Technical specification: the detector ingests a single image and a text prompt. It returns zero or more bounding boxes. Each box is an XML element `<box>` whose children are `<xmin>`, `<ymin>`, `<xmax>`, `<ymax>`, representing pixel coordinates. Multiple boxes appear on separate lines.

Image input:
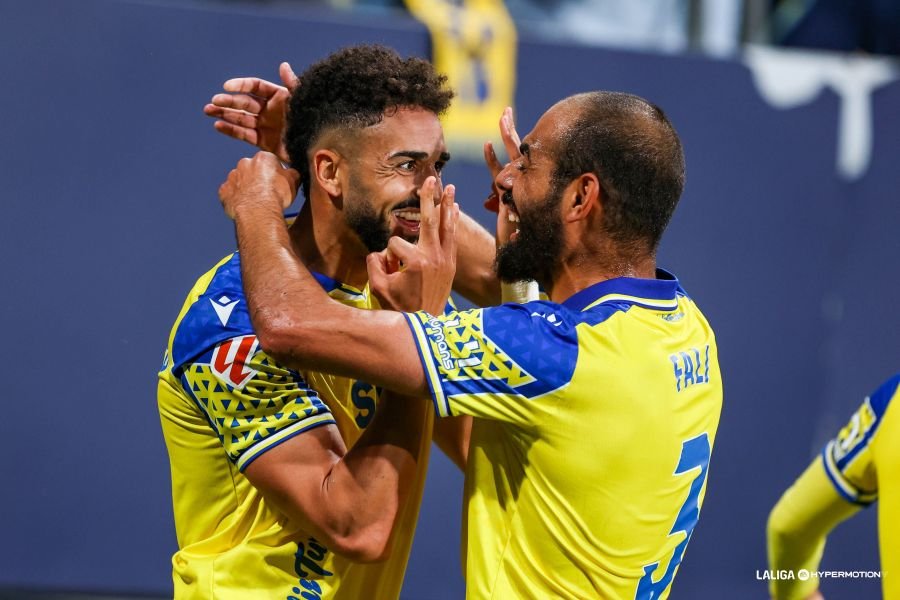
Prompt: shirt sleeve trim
<box><xmin>820</xmin><ymin>442</ymin><xmax>877</xmax><ymax>506</ymax></box>
<box><xmin>236</xmin><ymin>413</ymin><xmax>337</xmax><ymax>472</ymax></box>
<box><xmin>404</xmin><ymin>313</ymin><xmax>452</xmax><ymax>418</ymax></box>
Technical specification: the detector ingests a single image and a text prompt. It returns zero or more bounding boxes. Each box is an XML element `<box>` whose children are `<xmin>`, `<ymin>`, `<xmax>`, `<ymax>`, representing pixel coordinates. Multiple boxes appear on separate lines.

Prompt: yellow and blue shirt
<box><xmin>821</xmin><ymin>374</ymin><xmax>900</xmax><ymax>596</ymax></box>
<box><xmin>404</xmin><ymin>270</ymin><xmax>722</xmax><ymax>599</ymax></box>
<box><xmin>821</xmin><ymin>374</ymin><xmax>898</xmax><ymax>506</ymax></box>
<box><xmin>157</xmin><ymin>253</ymin><xmax>432</xmax><ymax>599</ymax></box>
<box><xmin>767</xmin><ymin>374</ymin><xmax>900</xmax><ymax>600</ymax></box>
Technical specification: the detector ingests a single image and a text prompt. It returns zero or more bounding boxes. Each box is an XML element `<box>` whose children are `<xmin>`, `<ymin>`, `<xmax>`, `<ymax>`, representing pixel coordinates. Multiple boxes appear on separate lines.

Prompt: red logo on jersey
<box><xmin>211</xmin><ymin>335</ymin><xmax>260</xmax><ymax>389</ymax></box>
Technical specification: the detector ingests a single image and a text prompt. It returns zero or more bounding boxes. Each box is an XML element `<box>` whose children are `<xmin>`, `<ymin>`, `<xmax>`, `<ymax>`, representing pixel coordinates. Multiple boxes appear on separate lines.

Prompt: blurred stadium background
<box><xmin>1</xmin><ymin>0</ymin><xmax>897</xmax><ymax>598</ymax></box>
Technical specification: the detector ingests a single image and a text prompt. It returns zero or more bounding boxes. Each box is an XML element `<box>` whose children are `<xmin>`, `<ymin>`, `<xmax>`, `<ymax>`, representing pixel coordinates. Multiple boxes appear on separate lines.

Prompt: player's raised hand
<box><xmin>368</xmin><ymin>177</ymin><xmax>459</xmax><ymax>315</ymax></box>
<box><xmin>203</xmin><ymin>62</ymin><xmax>298</xmax><ymax>163</ymax></box>
<box><xmin>483</xmin><ymin>106</ymin><xmax>521</xmax><ymax>246</ymax></box>
<box><xmin>219</xmin><ymin>151</ymin><xmax>300</xmax><ymax>220</ymax></box>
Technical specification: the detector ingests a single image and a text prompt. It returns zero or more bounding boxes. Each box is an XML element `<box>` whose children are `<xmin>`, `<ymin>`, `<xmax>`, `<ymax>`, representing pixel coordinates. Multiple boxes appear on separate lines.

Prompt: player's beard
<box><xmin>345</xmin><ymin>175</ymin><xmax>419</xmax><ymax>252</ymax></box>
<box><xmin>345</xmin><ymin>196</ymin><xmax>392</xmax><ymax>253</ymax></box>
<box><xmin>495</xmin><ymin>183</ymin><xmax>564</xmax><ymax>286</ymax></box>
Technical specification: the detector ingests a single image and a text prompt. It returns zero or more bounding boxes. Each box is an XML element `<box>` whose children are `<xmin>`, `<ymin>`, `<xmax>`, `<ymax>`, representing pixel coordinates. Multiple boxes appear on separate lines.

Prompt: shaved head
<box><xmin>551</xmin><ymin>92</ymin><xmax>685</xmax><ymax>253</ymax></box>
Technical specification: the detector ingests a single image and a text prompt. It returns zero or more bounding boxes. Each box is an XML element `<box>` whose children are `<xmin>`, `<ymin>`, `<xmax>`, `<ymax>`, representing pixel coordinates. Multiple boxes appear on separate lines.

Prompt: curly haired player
<box><xmin>159</xmin><ymin>45</ymin><xmax>494</xmax><ymax>599</ymax></box>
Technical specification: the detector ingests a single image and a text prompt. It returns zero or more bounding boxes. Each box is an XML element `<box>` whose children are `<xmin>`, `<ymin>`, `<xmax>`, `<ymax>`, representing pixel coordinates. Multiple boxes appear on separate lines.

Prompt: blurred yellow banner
<box><xmin>404</xmin><ymin>0</ymin><xmax>517</xmax><ymax>156</ymax></box>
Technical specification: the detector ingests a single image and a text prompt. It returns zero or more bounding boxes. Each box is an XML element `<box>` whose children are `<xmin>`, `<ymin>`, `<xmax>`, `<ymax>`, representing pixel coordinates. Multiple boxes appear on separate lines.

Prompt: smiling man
<box><xmin>158</xmin><ymin>45</ymin><xmax>490</xmax><ymax>599</ymax></box>
<box><xmin>220</xmin><ymin>91</ymin><xmax>724</xmax><ymax>598</ymax></box>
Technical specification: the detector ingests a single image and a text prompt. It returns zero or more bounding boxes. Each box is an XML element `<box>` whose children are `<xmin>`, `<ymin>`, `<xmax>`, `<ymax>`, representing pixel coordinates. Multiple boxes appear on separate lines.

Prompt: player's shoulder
<box><xmin>169</xmin><ymin>253</ymin><xmax>254</xmax><ymax>377</ymax></box>
<box><xmin>448</xmin><ymin>300</ymin><xmax>581</xmax><ymax>396</ymax></box>
<box><xmin>553</xmin><ymin>268</ymin><xmax>689</xmax><ymax>326</ymax></box>
<box><xmin>867</xmin><ymin>373</ymin><xmax>900</xmax><ymax>417</ymax></box>
<box><xmin>824</xmin><ymin>373</ymin><xmax>899</xmax><ymax>483</ymax></box>
<box><xmin>483</xmin><ymin>299</ymin><xmax>578</xmax><ymax>330</ymax></box>
<box><xmin>477</xmin><ymin>268</ymin><xmax>688</xmax><ymax>337</ymax></box>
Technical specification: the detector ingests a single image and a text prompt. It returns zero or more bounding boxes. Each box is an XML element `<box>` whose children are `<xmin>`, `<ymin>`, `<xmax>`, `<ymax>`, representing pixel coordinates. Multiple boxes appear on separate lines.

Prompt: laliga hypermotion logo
<box><xmin>211</xmin><ymin>335</ymin><xmax>260</xmax><ymax>389</ymax></box>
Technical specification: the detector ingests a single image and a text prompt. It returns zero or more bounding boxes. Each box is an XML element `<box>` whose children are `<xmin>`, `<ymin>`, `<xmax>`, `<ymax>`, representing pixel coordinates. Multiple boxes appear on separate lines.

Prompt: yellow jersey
<box><xmin>768</xmin><ymin>373</ymin><xmax>900</xmax><ymax>600</ymax></box>
<box><xmin>158</xmin><ymin>253</ymin><xmax>432</xmax><ymax>599</ymax></box>
<box><xmin>405</xmin><ymin>270</ymin><xmax>722</xmax><ymax>599</ymax></box>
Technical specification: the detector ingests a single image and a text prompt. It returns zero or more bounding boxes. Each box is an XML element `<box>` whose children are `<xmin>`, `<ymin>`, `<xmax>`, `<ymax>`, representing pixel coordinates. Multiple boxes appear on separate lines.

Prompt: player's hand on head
<box><xmin>219</xmin><ymin>151</ymin><xmax>300</xmax><ymax>220</ymax></box>
<box><xmin>483</xmin><ymin>107</ymin><xmax>521</xmax><ymax>246</ymax></box>
<box><xmin>203</xmin><ymin>62</ymin><xmax>298</xmax><ymax>164</ymax></box>
<box><xmin>368</xmin><ymin>177</ymin><xmax>459</xmax><ymax>315</ymax></box>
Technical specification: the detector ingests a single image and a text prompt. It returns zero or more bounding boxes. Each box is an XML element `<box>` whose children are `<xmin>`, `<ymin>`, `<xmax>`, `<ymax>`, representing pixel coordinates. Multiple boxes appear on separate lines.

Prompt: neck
<box><xmin>288</xmin><ymin>197</ymin><xmax>371</xmax><ymax>290</ymax></box>
<box><xmin>544</xmin><ymin>248</ymin><xmax>657</xmax><ymax>304</ymax></box>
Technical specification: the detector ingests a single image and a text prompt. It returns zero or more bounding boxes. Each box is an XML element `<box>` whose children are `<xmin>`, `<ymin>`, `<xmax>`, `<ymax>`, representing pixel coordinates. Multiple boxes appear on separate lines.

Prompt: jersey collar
<box><xmin>311</xmin><ymin>271</ymin><xmax>367</xmax><ymax>299</ymax></box>
<box><xmin>562</xmin><ymin>269</ymin><xmax>682</xmax><ymax>312</ymax></box>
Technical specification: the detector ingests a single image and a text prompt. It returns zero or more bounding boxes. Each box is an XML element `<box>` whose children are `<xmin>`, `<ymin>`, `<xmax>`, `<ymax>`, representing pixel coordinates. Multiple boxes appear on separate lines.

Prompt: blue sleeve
<box><xmin>404</xmin><ymin>301</ymin><xmax>579</xmax><ymax>421</ymax></box>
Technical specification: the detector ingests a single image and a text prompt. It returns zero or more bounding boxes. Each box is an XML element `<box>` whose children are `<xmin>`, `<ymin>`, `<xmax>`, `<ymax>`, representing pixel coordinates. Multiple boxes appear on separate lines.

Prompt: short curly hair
<box><xmin>285</xmin><ymin>45</ymin><xmax>454</xmax><ymax>200</ymax></box>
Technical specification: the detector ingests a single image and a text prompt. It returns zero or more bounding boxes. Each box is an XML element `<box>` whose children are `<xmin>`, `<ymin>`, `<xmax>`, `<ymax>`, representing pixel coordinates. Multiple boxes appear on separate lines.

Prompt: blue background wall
<box><xmin>1</xmin><ymin>1</ymin><xmax>897</xmax><ymax>597</ymax></box>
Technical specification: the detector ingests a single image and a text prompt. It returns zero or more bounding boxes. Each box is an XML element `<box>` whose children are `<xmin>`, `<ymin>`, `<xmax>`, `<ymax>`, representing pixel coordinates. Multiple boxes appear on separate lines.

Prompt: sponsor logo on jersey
<box><xmin>530</xmin><ymin>311</ymin><xmax>562</xmax><ymax>326</ymax></box>
<box><xmin>210</xmin><ymin>295</ymin><xmax>240</xmax><ymax>326</ymax></box>
<box><xmin>210</xmin><ymin>335</ymin><xmax>259</xmax><ymax>389</ymax></box>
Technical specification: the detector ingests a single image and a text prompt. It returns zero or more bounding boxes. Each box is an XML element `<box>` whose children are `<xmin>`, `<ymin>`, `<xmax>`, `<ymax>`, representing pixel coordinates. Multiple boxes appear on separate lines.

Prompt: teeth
<box><xmin>507</xmin><ymin>213</ymin><xmax>520</xmax><ymax>223</ymax></box>
<box><xmin>395</xmin><ymin>211</ymin><xmax>421</xmax><ymax>222</ymax></box>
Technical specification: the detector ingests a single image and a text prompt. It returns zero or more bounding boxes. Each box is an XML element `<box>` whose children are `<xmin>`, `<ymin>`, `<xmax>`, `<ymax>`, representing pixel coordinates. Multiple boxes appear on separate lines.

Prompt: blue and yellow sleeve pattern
<box><xmin>821</xmin><ymin>374</ymin><xmax>899</xmax><ymax>505</ymax></box>
<box><xmin>180</xmin><ymin>339</ymin><xmax>334</xmax><ymax>471</ymax></box>
<box><xmin>168</xmin><ymin>254</ymin><xmax>335</xmax><ymax>470</ymax></box>
<box><xmin>403</xmin><ymin>302</ymin><xmax>578</xmax><ymax>420</ymax></box>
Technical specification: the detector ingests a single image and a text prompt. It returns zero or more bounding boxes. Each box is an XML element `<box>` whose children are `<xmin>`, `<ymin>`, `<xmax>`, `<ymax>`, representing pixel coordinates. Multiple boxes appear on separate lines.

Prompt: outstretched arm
<box><xmin>767</xmin><ymin>457</ymin><xmax>861</xmax><ymax>600</ymax></box>
<box><xmin>219</xmin><ymin>152</ymin><xmax>457</xmax><ymax>397</ymax></box>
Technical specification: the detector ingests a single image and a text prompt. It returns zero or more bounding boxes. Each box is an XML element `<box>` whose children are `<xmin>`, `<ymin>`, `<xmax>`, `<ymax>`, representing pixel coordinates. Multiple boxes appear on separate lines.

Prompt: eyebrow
<box><xmin>388</xmin><ymin>151</ymin><xmax>429</xmax><ymax>161</ymax></box>
<box><xmin>387</xmin><ymin>150</ymin><xmax>452</xmax><ymax>162</ymax></box>
<box><xmin>519</xmin><ymin>142</ymin><xmax>531</xmax><ymax>160</ymax></box>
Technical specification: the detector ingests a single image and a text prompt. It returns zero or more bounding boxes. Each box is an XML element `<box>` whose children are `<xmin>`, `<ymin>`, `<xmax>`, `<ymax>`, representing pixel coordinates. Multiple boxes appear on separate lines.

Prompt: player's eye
<box><xmin>398</xmin><ymin>160</ymin><xmax>416</xmax><ymax>171</ymax></box>
<box><xmin>435</xmin><ymin>161</ymin><xmax>446</xmax><ymax>173</ymax></box>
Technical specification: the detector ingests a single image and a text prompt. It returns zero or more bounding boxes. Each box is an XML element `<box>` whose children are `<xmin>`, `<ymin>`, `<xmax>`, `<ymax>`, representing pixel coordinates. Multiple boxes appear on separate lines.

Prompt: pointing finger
<box><xmin>418</xmin><ymin>176</ymin><xmax>439</xmax><ymax>246</ymax></box>
<box><xmin>500</xmin><ymin>107</ymin><xmax>522</xmax><ymax>161</ymax></box>
<box><xmin>439</xmin><ymin>185</ymin><xmax>458</xmax><ymax>254</ymax></box>
<box><xmin>483</xmin><ymin>141</ymin><xmax>504</xmax><ymax>178</ymax></box>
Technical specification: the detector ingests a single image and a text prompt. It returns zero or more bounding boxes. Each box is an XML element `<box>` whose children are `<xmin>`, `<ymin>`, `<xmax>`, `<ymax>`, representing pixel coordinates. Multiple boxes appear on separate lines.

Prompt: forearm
<box><xmin>767</xmin><ymin>458</ymin><xmax>860</xmax><ymax>599</ymax></box>
<box><xmin>452</xmin><ymin>211</ymin><xmax>500</xmax><ymax>306</ymax></box>
<box><xmin>320</xmin><ymin>392</ymin><xmax>430</xmax><ymax>561</ymax></box>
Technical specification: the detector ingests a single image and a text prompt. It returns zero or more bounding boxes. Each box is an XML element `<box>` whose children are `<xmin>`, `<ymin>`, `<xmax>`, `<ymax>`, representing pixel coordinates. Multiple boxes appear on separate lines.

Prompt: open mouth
<box><xmin>392</xmin><ymin>209</ymin><xmax>421</xmax><ymax>233</ymax></box>
<box><xmin>504</xmin><ymin>194</ymin><xmax>521</xmax><ymax>241</ymax></box>
<box><xmin>508</xmin><ymin>210</ymin><xmax>521</xmax><ymax>241</ymax></box>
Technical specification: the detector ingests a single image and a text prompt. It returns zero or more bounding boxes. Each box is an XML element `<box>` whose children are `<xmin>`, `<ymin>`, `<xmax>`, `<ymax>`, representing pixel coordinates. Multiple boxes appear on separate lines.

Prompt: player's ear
<box><xmin>312</xmin><ymin>149</ymin><xmax>343</xmax><ymax>201</ymax></box>
<box><xmin>563</xmin><ymin>173</ymin><xmax>601</xmax><ymax>223</ymax></box>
